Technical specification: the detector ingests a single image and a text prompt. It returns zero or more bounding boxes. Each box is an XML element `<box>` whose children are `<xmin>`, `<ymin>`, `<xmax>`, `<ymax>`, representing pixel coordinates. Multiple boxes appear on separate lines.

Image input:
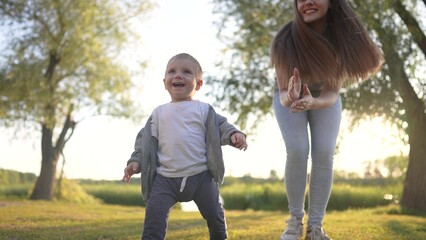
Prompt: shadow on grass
<box><xmin>0</xmin><ymin>218</ymin><xmax>142</xmax><ymax>240</ymax></box>
<box><xmin>386</xmin><ymin>220</ymin><xmax>426</xmax><ymax>240</ymax></box>
<box><xmin>377</xmin><ymin>204</ymin><xmax>426</xmax><ymax>217</ymax></box>
<box><xmin>168</xmin><ymin>210</ymin><xmax>285</xmax><ymax>239</ymax></box>
<box><xmin>399</xmin><ymin>208</ymin><xmax>426</xmax><ymax>217</ymax></box>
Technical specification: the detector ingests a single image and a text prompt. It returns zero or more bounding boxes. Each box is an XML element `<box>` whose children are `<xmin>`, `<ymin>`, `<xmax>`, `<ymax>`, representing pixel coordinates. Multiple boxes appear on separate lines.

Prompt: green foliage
<box><xmin>0</xmin><ymin>168</ymin><xmax>405</xmax><ymax>210</ymax></box>
<box><xmin>0</xmin><ymin>183</ymin><xmax>33</xmax><ymax>199</ymax></box>
<box><xmin>383</xmin><ymin>155</ymin><xmax>408</xmax><ymax>178</ymax></box>
<box><xmin>208</xmin><ymin>0</ymin><xmax>293</xmax><ymax>130</ymax></box>
<box><xmin>329</xmin><ymin>184</ymin><xmax>401</xmax><ymax>210</ymax></box>
<box><xmin>210</xmin><ymin>0</ymin><xmax>426</xmax><ymax>133</ymax></box>
<box><xmin>220</xmin><ymin>181</ymin><xmax>401</xmax><ymax>211</ymax></box>
<box><xmin>0</xmin><ymin>169</ymin><xmax>99</xmax><ymax>203</ymax></box>
<box><xmin>70</xmin><ymin>176</ymin><xmax>406</xmax><ymax>211</ymax></box>
<box><xmin>82</xmin><ymin>182</ymin><xmax>145</xmax><ymax>207</ymax></box>
<box><xmin>341</xmin><ymin>0</ymin><xmax>426</xmax><ymax>133</ymax></box>
<box><xmin>0</xmin><ymin>0</ymin><xmax>153</xmax><ymax>200</ymax></box>
<box><xmin>0</xmin><ymin>168</ymin><xmax>37</xmax><ymax>185</ymax></box>
<box><xmin>0</xmin><ymin>0</ymin><xmax>153</xmax><ymax>127</ymax></box>
<box><xmin>54</xmin><ymin>178</ymin><xmax>100</xmax><ymax>204</ymax></box>
<box><xmin>222</xmin><ymin>175</ymin><xmax>282</xmax><ymax>186</ymax></box>
<box><xmin>211</xmin><ymin>0</ymin><xmax>426</xmax><ymax>211</ymax></box>
<box><xmin>0</xmin><ymin>178</ymin><xmax>104</xmax><ymax>204</ymax></box>
<box><xmin>221</xmin><ymin>182</ymin><xmax>286</xmax><ymax>211</ymax></box>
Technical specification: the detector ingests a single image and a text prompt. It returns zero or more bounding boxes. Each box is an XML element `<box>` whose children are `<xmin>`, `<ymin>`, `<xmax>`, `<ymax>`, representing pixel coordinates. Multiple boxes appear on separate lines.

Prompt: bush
<box><xmin>0</xmin><ymin>183</ymin><xmax>33</xmax><ymax>199</ymax></box>
<box><xmin>0</xmin><ymin>169</ymin><xmax>403</xmax><ymax>211</ymax></box>
<box><xmin>221</xmin><ymin>182</ymin><xmax>287</xmax><ymax>211</ymax></box>
<box><xmin>0</xmin><ymin>168</ymin><xmax>37</xmax><ymax>185</ymax></box>
<box><xmin>220</xmin><ymin>182</ymin><xmax>401</xmax><ymax>211</ymax></box>
<box><xmin>54</xmin><ymin>178</ymin><xmax>100</xmax><ymax>204</ymax></box>
<box><xmin>81</xmin><ymin>183</ymin><xmax>145</xmax><ymax>207</ymax></box>
<box><xmin>328</xmin><ymin>184</ymin><xmax>401</xmax><ymax>210</ymax></box>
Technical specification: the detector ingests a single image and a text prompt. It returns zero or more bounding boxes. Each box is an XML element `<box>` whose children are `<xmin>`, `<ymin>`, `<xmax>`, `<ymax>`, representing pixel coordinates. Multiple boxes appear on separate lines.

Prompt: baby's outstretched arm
<box><xmin>122</xmin><ymin>162</ymin><xmax>141</xmax><ymax>183</ymax></box>
<box><xmin>231</xmin><ymin>132</ymin><xmax>248</xmax><ymax>151</ymax></box>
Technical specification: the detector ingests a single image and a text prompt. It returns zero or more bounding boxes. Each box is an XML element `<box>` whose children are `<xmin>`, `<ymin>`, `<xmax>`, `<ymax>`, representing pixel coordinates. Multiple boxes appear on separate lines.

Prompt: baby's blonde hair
<box><xmin>167</xmin><ymin>53</ymin><xmax>203</xmax><ymax>79</ymax></box>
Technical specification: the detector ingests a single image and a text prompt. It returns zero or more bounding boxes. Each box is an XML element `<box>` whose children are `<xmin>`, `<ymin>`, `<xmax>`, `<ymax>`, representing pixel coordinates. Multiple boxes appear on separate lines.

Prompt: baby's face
<box><xmin>164</xmin><ymin>58</ymin><xmax>202</xmax><ymax>102</ymax></box>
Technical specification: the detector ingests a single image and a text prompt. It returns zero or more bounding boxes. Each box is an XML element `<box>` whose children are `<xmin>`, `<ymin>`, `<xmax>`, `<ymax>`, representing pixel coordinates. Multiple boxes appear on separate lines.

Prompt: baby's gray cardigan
<box><xmin>127</xmin><ymin>104</ymin><xmax>243</xmax><ymax>201</ymax></box>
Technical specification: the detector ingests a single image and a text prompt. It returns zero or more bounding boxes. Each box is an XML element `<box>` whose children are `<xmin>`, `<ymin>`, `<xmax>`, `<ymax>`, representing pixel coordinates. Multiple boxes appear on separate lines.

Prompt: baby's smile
<box><xmin>172</xmin><ymin>82</ymin><xmax>185</xmax><ymax>87</ymax></box>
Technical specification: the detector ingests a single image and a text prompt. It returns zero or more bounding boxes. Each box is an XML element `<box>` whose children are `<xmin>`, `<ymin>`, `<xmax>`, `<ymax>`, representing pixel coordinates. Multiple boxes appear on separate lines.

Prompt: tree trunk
<box><xmin>400</xmin><ymin>78</ymin><xmax>426</xmax><ymax>210</ymax></box>
<box><xmin>401</xmin><ymin>119</ymin><xmax>426</xmax><ymax>210</ymax></box>
<box><xmin>30</xmin><ymin>110</ymin><xmax>75</xmax><ymax>200</ymax></box>
<box><xmin>29</xmin><ymin>47</ymin><xmax>62</xmax><ymax>200</ymax></box>
<box><xmin>378</xmin><ymin>21</ymin><xmax>426</xmax><ymax>210</ymax></box>
<box><xmin>30</xmin><ymin>125</ymin><xmax>60</xmax><ymax>200</ymax></box>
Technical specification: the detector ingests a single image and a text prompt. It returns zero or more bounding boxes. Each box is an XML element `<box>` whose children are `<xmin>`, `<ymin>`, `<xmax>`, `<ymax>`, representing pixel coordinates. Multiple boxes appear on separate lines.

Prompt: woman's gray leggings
<box><xmin>273</xmin><ymin>90</ymin><xmax>341</xmax><ymax>227</ymax></box>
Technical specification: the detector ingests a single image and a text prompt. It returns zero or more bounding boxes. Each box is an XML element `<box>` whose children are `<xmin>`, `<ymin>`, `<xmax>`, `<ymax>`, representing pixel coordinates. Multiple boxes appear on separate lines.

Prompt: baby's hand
<box><xmin>122</xmin><ymin>162</ymin><xmax>141</xmax><ymax>183</ymax></box>
<box><xmin>231</xmin><ymin>132</ymin><xmax>248</xmax><ymax>151</ymax></box>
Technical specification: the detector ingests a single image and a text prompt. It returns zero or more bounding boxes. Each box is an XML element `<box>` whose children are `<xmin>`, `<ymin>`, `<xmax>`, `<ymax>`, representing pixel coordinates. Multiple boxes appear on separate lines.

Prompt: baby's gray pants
<box><xmin>142</xmin><ymin>171</ymin><xmax>227</xmax><ymax>240</ymax></box>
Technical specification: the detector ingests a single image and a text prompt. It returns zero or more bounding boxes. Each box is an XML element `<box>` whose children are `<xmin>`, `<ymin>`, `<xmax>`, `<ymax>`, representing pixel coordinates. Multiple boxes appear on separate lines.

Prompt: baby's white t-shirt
<box><xmin>151</xmin><ymin>100</ymin><xmax>209</xmax><ymax>178</ymax></box>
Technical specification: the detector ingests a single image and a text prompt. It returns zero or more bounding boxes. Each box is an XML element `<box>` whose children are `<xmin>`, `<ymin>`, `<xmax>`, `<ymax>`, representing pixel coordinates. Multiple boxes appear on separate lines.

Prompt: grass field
<box><xmin>1</xmin><ymin>200</ymin><xmax>425</xmax><ymax>240</ymax></box>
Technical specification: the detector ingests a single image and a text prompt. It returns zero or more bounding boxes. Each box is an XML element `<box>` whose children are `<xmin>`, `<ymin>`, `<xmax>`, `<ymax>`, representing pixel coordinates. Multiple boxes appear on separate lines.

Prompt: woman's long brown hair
<box><xmin>270</xmin><ymin>0</ymin><xmax>383</xmax><ymax>90</ymax></box>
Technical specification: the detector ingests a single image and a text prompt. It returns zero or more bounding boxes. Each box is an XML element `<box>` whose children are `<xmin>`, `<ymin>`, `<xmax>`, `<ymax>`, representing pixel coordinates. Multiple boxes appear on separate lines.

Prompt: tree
<box><xmin>346</xmin><ymin>0</ymin><xmax>426</xmax><ymax>211</ymax></box>
<box><xmin>383</xmin><ymin>155</ymin><xmax>408</xmax><ymax>178</ymax></box>
<box><xmin>0</xmin><ymin>0</ymin><xmax>152</xmax><ymax>200</ymax></box>
<box><xmin>210</xmin><ymin>0</ymin><xmax>426</xmax><ymax>210</ymax></box>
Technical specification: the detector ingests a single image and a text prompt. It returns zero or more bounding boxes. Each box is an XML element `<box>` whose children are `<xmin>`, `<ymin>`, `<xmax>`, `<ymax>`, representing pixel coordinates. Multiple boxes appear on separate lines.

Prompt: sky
<box><xmin>0</xmin><ymin>0</ymin><xmax>408</xmax><ymax>181</ymax></box>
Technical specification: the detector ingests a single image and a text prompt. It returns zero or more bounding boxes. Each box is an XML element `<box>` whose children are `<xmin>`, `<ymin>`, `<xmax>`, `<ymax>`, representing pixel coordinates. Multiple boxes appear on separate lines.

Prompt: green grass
<box><xmin>1</xmin><ymin>200</ymin><xmax>425</xmax><ymax>239</ymax></box>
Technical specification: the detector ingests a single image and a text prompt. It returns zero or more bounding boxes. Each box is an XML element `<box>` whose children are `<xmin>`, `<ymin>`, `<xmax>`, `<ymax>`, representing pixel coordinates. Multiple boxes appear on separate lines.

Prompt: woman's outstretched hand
<box><xmin>290</xmin><ymin>84</ymin><xmax>314</xmax><ymax>113</ymax></box>
<box><xmin>287</xmin><ymin>68</ymin><xmax>301</xmax><ymax>102</ymax></box>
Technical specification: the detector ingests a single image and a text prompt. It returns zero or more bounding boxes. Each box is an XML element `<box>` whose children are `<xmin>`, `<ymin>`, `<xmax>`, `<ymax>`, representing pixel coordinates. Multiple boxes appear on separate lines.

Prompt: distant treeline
<box><xmin>0</xmin><ymin>168</ymin><xmax>402</xmax><ymax>211</ymax></box>
<box><xmin>0</xmin><ymin>168</ymin><xmax>37</xmax><ymax>185</ymax></box>
<box><xmin>0</xmin><ymin>167</ymin><xmax>404</xmax><ymax>186</ymax></box>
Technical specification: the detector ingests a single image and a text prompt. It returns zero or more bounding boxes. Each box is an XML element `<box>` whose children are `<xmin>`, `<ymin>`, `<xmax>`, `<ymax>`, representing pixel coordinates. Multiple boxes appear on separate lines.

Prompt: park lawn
<box><xmin>0</xmin><ymin>200</ymin><xmax>425</xmax><ymax>240</ymax></box>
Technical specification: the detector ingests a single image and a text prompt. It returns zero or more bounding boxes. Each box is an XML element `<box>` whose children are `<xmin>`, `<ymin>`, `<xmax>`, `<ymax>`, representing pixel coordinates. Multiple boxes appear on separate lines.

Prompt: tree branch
<box><xmin>394</xmin><ymin>0</ymin><xmax>426</xmax><ymax>55</ymax></box>
<box><xmin>54</xmin><ymin>104</ymin><xmax>75</xmax><ymax>153</ymax></box>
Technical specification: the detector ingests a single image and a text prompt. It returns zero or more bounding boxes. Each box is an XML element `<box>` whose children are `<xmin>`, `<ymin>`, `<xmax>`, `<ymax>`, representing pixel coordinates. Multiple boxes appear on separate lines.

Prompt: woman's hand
<box><xmin>288</xmin><ymin>68</ymin><xmax>301</xmax><ymax>102</ymax></box>
<box><xmin>290</xmin><ymin>84</ymin><xmax>314</xmax><ymax>112</ymax></box>
<box><xmin>279</xmin><ymin>67</ymin><xmax>301</xmax><ymax>107</ymax></box>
